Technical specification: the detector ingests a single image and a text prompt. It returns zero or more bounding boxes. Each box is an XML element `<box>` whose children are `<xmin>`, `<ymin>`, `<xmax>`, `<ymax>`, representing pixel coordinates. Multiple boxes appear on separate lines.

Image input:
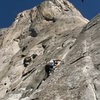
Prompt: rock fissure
<box><xmin>22</xmin><ymin>68</ymin><xmax>36</xmax><ymax>78</ymax></box>
<box><xmin>70</xmin><ymin>55</ymin><xmax>85</xmax><ymax>65</ymax></box>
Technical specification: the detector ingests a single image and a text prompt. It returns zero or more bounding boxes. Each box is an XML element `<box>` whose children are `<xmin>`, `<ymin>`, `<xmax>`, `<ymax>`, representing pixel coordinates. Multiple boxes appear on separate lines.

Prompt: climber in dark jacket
<box><xmin>43</xmin><ymin>59</ymin><xmax>61</xmax><ymax>80</ymax></box>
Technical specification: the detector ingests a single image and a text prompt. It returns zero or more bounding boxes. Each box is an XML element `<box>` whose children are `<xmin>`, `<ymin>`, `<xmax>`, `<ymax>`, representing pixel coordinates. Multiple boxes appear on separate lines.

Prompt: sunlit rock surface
<box><xmin>1</xmin><ymin>0</ymin><xmax>100</xmax><ymax>100</ymax></box>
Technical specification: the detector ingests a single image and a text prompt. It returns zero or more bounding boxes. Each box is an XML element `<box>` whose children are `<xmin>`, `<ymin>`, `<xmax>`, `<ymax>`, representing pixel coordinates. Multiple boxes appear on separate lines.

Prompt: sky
<box><xmin>0</xmin><ymin>0</ymin><xmax>100</xmax><ymax>28</ymax></box>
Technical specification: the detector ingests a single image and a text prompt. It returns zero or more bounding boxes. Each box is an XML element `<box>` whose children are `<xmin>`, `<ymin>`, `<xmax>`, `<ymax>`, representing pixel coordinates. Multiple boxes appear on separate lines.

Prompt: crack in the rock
<box><xmin>89</xmin><ymin>83</ymin><xmax>98</xmax><ymax>100</ymax></box>
<box><xmin>70</xmin><ymin>55</ymin><xmax>85</xmax><ymax>64</ymax></box>
<box><xmin>70</xmin><ymin>51</ymin><xmax>87</xmax><ymax>65</ymax></box>
<box><xmin>36</xmin><ymin>80</ymin><xmax>42</xmax><ymax>89</ymax></box>
<box><xmin>31</xmin><ymin>98</ymin><xmax>39</xmax><ymax>100</ymax></box>
<box><xmin>86</xmin><ymin>22</ymin><xmax>97</xmax><ymax>30</ymax></box>
<box><xmin>22</xmin><ymin>68</ymin><xmax>36</xmax><ymax>80</ymax></box>
<box><xmin>43</xmin><ymin>16</ymin><xmax>56</xmax><ymax>23</ymax></box>
<box><xmin>93</xmin><ymin>83</ymin><xmax>99</xmax><ymax>100</ymax></box>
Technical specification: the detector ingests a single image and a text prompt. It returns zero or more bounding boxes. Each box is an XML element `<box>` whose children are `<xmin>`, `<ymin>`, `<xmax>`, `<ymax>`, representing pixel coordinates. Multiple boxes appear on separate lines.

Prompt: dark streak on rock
<box><xmin>44</xmin><ymin>17</ymin><xmax>56</xmax><ymax>23</ymax></box>
<box><xmin>70</xmin><ymin>55</ymin><xmax>85</xmax><ymax>64</ymax></box>
<box><xmin>22</xmin><ymin>68</ymin><xmax>36</xmax><ymax>78</ymax></box>
<box><xmin>31</xmin><ymin>98</ymin><xmax>39</xmax><ymax>100</ymax></box>
<box><xmin>93</xmin><ymin>84</ymin><xmax>97</xmax><ymax>91</ymax></box>
<box><xmin>86</xmin><ymin>22</ymin><xmax>97</xmax><ymax>30</ymax></box>
<box><xmin>22</xmin><ymin>46</ymin><xmax>27</xmax><ymax>52</ymax></box>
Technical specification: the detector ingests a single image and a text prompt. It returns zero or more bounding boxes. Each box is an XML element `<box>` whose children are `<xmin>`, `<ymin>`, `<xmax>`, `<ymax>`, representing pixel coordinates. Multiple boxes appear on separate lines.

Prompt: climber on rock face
<box><xmin>43</xmin><ymin>59</ymin><xmax>62</xmax><ymax>80</ymax></box>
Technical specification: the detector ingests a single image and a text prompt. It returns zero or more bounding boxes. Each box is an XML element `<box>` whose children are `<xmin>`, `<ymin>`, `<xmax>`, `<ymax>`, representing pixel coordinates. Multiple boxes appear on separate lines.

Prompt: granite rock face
<box><xmin>1</xmin><ymin>0</ymin><xmax>100</xmax><ymax>100</ymax></box>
